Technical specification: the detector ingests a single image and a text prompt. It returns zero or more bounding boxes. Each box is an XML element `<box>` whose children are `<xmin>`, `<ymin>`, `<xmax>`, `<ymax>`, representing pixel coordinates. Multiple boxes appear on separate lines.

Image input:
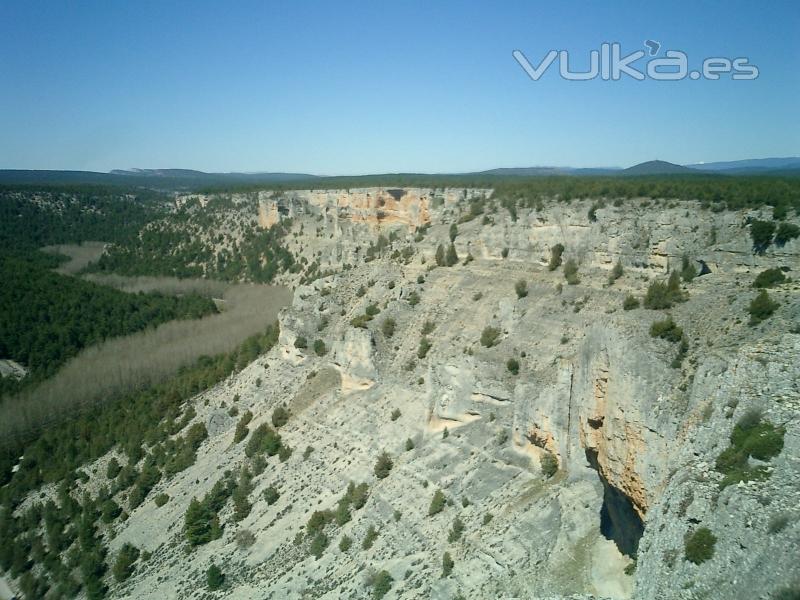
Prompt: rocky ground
<box><xmin>8</xmin><ymin>189</ymin><xmax>800</xmax><ymax>599</ymax></box>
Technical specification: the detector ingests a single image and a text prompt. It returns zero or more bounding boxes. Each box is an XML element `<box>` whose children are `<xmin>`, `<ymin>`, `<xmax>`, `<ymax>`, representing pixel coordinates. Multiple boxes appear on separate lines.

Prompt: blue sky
<box><xmin>1</xmin><ymin>0</ymin><xmax>798</xmax><ymax>173</ymax></box>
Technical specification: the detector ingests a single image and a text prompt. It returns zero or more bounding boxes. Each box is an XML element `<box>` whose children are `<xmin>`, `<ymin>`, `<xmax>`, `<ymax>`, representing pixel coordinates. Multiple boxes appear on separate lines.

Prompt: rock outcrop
<box><xmin>9</xmin><ymin>191</ymin><xmax>798</xmax><ymax>600</ymax></box>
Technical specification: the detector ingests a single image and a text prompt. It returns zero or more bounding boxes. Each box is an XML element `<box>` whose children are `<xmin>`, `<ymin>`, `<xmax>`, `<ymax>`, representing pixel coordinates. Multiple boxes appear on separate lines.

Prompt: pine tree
<box><xmin>435</xmin><ymin>244</ymin><xmax>446</xmax><ymax>267</ymax></box>
<box><xmin>445</xmin><ymin>243</ymin><xmax>458</xmax><ymax>266</ymax></box>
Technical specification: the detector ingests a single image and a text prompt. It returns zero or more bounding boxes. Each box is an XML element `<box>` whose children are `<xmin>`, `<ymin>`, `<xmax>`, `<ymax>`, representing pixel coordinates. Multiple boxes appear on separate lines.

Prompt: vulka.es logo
<box><xmin>513</xmin><ymin>42</ymin><xmax>759</xmax><ymax>81</ymax></box>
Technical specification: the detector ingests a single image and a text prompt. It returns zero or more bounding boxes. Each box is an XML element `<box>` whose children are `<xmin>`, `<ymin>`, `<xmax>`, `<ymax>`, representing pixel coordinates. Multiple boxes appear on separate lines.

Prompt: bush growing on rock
<box><xmin>128</xmin><ymin>460</ymin><xmax>162</xmax><ymax>509</ymax></box>
<box><xmin>750</xmin><ymin>220</ymin><xmax>776</xmax><ymax>253</ymax></box>
<box><xmin>774</xmin><ymin>222</ymin><xmax>800</xmax><ymax>246</ymax></box>
<box><xmin>391</xmin><ymin>409</ymin><xmax>401</xmax><ymax>421</ymax></box>
<box><xmin>185</xmin><ymin>498</ymin><xmax>221</xmax><ymax>547</ymax></box>
<box><xmin>245</xmin><ymin>423</ymin><xmax>282</xmax><ymax>457</ymax></box>
<box><xmin>515</xmin><ymin>279</ymin><xmax>528</xmax><ymax>298</ymax></box>
<box><xmin>339</xmin><ymin>535</ymin><xmax>353</xmax><ymax>552</ymax></box>
<box><xmin>232</xmin><ymin>469</ymin><xmax>253</xmax><ymax>522</ymax></box>
<box><xmin>236</xmin><ymin>528</ymin><xmax>256</xmax><ymax>549</ymax></box>
<box><xmin>684</xmin><ymin>527</ymin><xmax>716</xmax><ymax>564</ymax></box>
<box><xmin>263</xmin><ymin>486</ymin><xmax>280</xmax><ymax>505</ymax></box>
<box><xmin>362</xmin><ymin>524</ymin><xmax>379</xmax><ymax>549</ymax></box>
<box><xmin>540</xmin><ymin>452</ymin><xmax>558</xmax><ymax>478</ymax></box>
<box><xmin>345</xmin><ymin>481</ymin><xmax>370</xmax><ymax>509</ymax></box>
<box><xmin>100</xmin><ymin>497</ymin><xmax>122</xmax><ymax>523</ymax></box>
<box><xmin>731</xmin><ymin>412</ymin><xmax>785</xmax><ymax>460</ymax></box>
<box><xmin>163</xmin><ymin>422</ymin><xmax>208</xmax><ymax>477</ymax></box>
<box><xmin>310</xmin><ymin>532</ymin><xmax>329</xmax><ymax>559</ymax></box>
<box><xmin>278</xmin><ymin>444</ymin><xmax>293</xmax><ymax>462</ymax></box>
<box><xmin>650</xmin><ymin>317</ymin><xmax>684</xmax><ymax>342</ymax></box>
<box><xmin>405</xmin><ymin>438</ymin><xmax>415</xmax><ymax>451</ymax></box>
<box><xmin>435</xmin><ymin>244</ymin><xmax>446</xmax><ymax>267</ymax></box>
<box><xmin>748</xmin><ymin>290</ymin><xmax>779</xmax><ymax>325</ymax></box>
<box><xmin>507</xmin><ymin>358</ymin><xmax>520</xmax><ymax>375</ymax></box>
<box><xmin>563</xmin><ymin>259</ymin><xmax>580</xmax><ymax>285</ymax></box>
<box><xmin>154</xmin><ymin>493</ymin><xmax>169</xmax><ymax>508</ymax></box>
<box><xmin>753</xmin><ymin>268</ymin><xmax>786</xmax><ymax>288</ymax></box>
<box><xmin>233</xmin><ymin>410</ymin><xmax>253</xmax><ymax>443</ymax></box>
<box><xmin>442</xmin><ymin>551</ymin><xmax>454</xmax><ymax>577</ymax></box>
<box><xmin>351</xmin><ymin>314</ymin><xmax>371</xmax><ymax>329</ymax></box>
<box><xmin>417</xmin><ymin>337</ymin><xmax>432</xmax><ymax>359</ymax></box>
<box><xmin>446</xmin><ymin>243</ymin><xmax>459</xmax><ymax>266</ymax></box>
<box><xmin>306</xmin><ymin>510</ymin><xmax>334</xmax><ymax>537</ymax></box>
<box><xmin>715</xmin><ymin>410</ymin><xmax>785</xmax><ymax>488</ymax></box>
<box><xmin>106</xmin><ymin>458</ymin><xmax>121</xmax><ymax>480</ymax></box>
<box><xmin>680</xmin><ymin>255</ymin><xmax>698</xmax><ymax>283</ymax></box>
<box><xmin>448</xmin><ymin>516</ymin><xmax>465</xmax><ymax>542</ymax></box>
<box><xmin>313</xmin><ymin>339</ymin><xmax>327</xmax><ymax>356</ymax></box>
<box><xmin>480</xmin><ymin>326</ymin><xmax>501</xmax><ymax>347</ymax></box>
<box><xmin>112</xmin><ymin>543</ymin><xmax>139</xmax><ymax>582</ymax></box>
<box><xmin>644</xmin><ymin>272</ymin><xmax>685</xmax><ymax>309</ymax></box>
<box><xmin>449</xmin><ymin>223</ymin><xmax>458</xmax><ymax>242</ymax></box>
<box><xmin>374</xmin><ymin>451</ymin><xmax>393</xmax><ymax>479</ymax></box>
<box><xmin>548</xmin><ymin>244</ymin><xmax>565</xmax><ymax>271</ymax></box>
<box><xmin>382</xmin><ymin>318</ymin><xmax>396</xmax><ymax>338</ymax></box>
<box><xmin>428</xmin><ymin>490</ymin><xmax>446</xmax><ymax>516</ymax></box>
<box><xmin>335</xmin><ymin>497</ymin><xmax>352</xmax><ymax>526</ymax></box>
<box><xmin>294</xmin><ymin>336</ymin><xmax>308</xmax><ymax>350</ymax></box>
<box><xmin>272</xmin><ymin>405</ymin><xmax>289</xmax><ymax>428</ymax></box>
<box><xmin>368</xmin><ymin>569</ymin><xmax>393</xmax><ymax>599</ymax></box>
<box><xmin>623</xmin><ymin>295</ymin><xmax>640</xmax><ymax>310</ymax></box>
<box><xmin>609</xmin><ymin>260</ymin><xmax>624</xmax><ymax>284</ymax></box>
<box><xmin>206</xmin><ymin>563</ymin><xmax>225</xmax><ymax>590</ymax></box>
<box><xmin>588</xmin><ymin>201</ymin><xmax>604</xmax><ymax>222</ymax></box>
<box><xmin>407</xmin><ymin>291</ymin><xmax>420</xmax><ymax>306</ymax></box>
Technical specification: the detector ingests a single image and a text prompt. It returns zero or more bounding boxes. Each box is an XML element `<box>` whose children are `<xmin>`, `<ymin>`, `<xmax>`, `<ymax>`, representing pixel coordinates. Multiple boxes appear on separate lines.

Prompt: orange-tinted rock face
<box><xmin>526</xmin><ymin>424</ymin><xmax>557</xmax><ymax>454</ymax></box>
<box><xmin>303</xmin><ymin>188</ymin><xmax>431</xmax><ymax>229</ymax></box>
<box><xmin>578</xmin><ymin>359</ymin><xmax>649</xmax><ymax>519</ymax></box>
<box><xmin>258</xmin><ymin>200</ymin><xmax>280</xmax><ymax>229</ymax></box>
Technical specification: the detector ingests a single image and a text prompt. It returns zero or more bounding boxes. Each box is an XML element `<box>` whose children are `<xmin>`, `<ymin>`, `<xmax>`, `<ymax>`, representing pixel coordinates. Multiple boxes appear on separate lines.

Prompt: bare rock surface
<box><xmin>12</xmin><ymin>191</ymin><xmax>799</xmax><ymax>600</ymax></box>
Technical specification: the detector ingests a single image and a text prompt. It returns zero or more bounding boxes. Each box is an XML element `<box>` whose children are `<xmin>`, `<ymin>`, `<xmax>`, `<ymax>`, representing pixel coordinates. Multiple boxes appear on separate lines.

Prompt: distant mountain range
<box><xmin>0</xmin><ymin>157</ymin><xmax>798</xmax><ymax>189</ymax></box>
<box><xmin>109</xmin><ymin>168</ymin><xmax>318</xmax><ymax>182</ymax></box>
<box><xmin>685</xmin><ymin>157</ymin><xmax>800</xmax><ymax>173</ymax></box>
<box><xmin>472</xmin><ymin>157</ymin><xmax>800</xmax><ymax>177</ymax></box>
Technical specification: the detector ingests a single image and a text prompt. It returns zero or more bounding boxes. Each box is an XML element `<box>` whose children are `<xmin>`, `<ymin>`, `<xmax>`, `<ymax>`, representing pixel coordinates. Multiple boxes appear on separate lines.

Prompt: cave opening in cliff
<box><xmin>585</xmin><ymin>449</ymin><xmax>644</xmax><ymax>557</ymax></box>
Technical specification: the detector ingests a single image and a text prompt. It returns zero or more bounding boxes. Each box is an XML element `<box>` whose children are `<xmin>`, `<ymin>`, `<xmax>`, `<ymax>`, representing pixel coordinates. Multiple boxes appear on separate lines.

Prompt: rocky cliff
<box><xmin>8</xmin><ymin>190</ymin><xmax>799</xmax><ymax>600</ymax></box>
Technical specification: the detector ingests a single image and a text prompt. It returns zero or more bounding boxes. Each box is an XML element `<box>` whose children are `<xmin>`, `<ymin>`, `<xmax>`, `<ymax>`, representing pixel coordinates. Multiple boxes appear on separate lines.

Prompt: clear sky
<box><xmin>1</xmin><ymin>0</ymin><xmax>798</xmax><ymax>173</ymax></box>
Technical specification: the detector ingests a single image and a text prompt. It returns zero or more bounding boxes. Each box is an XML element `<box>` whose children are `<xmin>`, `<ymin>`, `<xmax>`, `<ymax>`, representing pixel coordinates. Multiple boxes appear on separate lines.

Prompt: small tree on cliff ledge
<box><xmin>374</xmin><ymin>451</ymin><xmax>393</xmax><ymax>479</ymax></box>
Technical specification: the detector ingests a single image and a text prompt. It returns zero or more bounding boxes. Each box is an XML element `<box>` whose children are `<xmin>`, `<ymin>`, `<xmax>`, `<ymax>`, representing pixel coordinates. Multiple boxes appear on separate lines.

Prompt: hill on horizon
<box><xmin>622</xmin><ymin>160</ymin><xmax>700</xmax><ymax>176</ymax></box>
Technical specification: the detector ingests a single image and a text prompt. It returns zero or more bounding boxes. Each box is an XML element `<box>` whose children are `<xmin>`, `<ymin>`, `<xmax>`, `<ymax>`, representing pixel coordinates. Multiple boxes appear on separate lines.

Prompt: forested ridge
<box><xmin>89</xmin><ymin>195</ymin><xmax>296</xmax><ymax>282</ymax></box>
<box><xmin>200</xmin><ymin>175</ymin><xmax>800</xmax><ymax>213</ymax></box>
<box><xmin>0</xmin><ymin>254</ymin><xmax>218</xmax><ymax>395</ymax></box>
<box><xmin>490</xmin><ymin>175</ymin><xmax>800</xmax><ymax>213</ymax></box>
<box><xmin>0</xmin><ymin>185</ymin><xmax>166</xmax><ymax>251</ymax></box>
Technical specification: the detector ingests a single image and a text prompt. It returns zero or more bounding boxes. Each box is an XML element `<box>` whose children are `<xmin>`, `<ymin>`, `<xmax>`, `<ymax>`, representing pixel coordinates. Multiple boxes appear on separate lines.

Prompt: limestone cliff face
<box><xmin>263</xmin><ymin>187</ymin><xmax>488</xmax><ymax>231</ymax></box>
<box><xmin>257</xmin><ymin>199</ymin><xmax>280</xmax><ymax>229</ymax></box>
<box><xmin>568</xmin><ymin>326</ymin><xmax>676</xmax><ymax>518</ymax></box>
<box><xmin>40</xmin><ymin>191</ymin><xmax>797</xmax><ymax>600</ymax></box>
<box><xmin>468</xmin><ymin>201</ymin><xmax>798</xmax><ymax>275</ymax></box>
<box><xmin>635</xmin><ymin>336</ymin><xmax>800</xmax><ymax>600</ymax></box>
